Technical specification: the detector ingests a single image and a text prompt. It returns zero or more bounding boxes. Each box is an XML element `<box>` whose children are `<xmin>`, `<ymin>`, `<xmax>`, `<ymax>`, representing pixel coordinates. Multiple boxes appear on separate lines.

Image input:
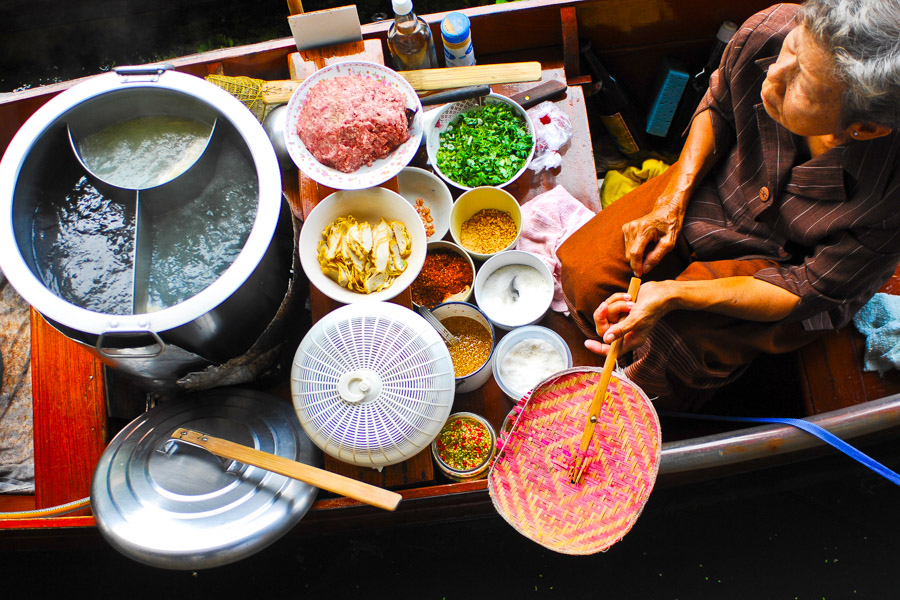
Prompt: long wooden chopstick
<box><xmin>569</xmin><ymin>277</ymin><xmax>641</xmax><ymax>483</ymax></box>
<box><xmin>171</xmin><ymin>428</ymin><xmax>402</xmax><ymax>511</ymax></box>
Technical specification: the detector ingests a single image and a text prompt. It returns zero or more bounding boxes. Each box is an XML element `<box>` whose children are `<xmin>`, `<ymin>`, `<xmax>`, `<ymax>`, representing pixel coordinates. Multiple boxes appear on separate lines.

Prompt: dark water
<box><xmin>2</xmin><ymin>438</ymin><xmax>899</xmax><ymax>598</ymax></box>
<box><xmin>0</xmin><ymin>0</ymin><xmax>490</xmax><ymax>93</ymax></box>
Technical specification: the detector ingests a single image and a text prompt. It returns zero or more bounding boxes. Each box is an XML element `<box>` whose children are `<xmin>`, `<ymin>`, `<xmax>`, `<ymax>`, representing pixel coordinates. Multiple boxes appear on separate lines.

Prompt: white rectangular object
<box><xmin>288</xmin><ymin>6</ymin><xmax>363</xmax><ymax>51</ymax></box>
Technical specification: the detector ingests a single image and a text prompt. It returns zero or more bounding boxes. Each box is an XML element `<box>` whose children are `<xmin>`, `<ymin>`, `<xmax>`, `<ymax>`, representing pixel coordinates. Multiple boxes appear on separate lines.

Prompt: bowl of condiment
<box><xmin>425</xmin><ymin>93</ymin><xmax>535</xmax><ymax>191</ymax></box>
<box><xmin>474</xmin><ymin>250</ymin><xmax>554</xmax><ymax>330</ymax></box>
<box><xmin>430</xmin><ymin>301</ymin><xmax>495</xmax><ymax>393</ymax></box>
<box><xmin>449</xmin><ymin>186</ymin><xmax>522</xmax><ymax>261</ymax></box>
<box><xmin>298</xmin><ymin>186</ymin><xmax>427</xmax><ymax>304</ymax></box>
<box><xmin>283</xmin><ymin>61</ymin><xmax>423</xmax><ymax>190</ymax></box>
<box><xmin>492</xmin><ymin>325</ymin><xmax>572</xmax><ymax>401</ymax></box>
<box><xmin>431</xmin><ymin>412</ymin><xmax>497</xmax><ymax>481</ymax></box>
<box><xmin>411</xmin><ymin>241</ymin><xmax>475</xmax><ymax>308</ymax></box>
<box><xmin>398</xmin><ymin>167</ymin><xmax>452</xmax><ymax>242</ymax></box>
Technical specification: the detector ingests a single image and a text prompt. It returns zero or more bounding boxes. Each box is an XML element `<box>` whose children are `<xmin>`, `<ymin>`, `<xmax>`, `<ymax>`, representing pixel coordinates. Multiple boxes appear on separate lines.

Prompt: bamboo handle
<box><xmin>261</xmin><ymin>79</ymin><xmax>302</xmax><ymax>105</ymax></box>
<box><xmin>577</xmin><ymin>277</ymin><xmax>641</xmax><ymax>453</ymax></box>
<box><xmin>171</xmin><ymin>428</ymin><xmax>402</xmax><ymax>511</ymax></box>
<box><xmin>258</xmin><ymin>61</ymin><xmax>542</xmax><ymax>105</ymax></box>
<box><xmin>398</xmin><ymin>62</ymin><xmax>543</xmax><ymax>91</ymax></box>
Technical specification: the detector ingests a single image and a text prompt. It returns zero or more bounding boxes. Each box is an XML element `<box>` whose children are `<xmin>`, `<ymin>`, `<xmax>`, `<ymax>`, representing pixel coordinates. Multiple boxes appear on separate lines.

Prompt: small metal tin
<box><xmin>431</xmin><ymin>412</ymin><xmax>496</xmax><ymax>482</ymax></box>
<box><xmin>91</xmin><ymin>388</ymin><xmax>320</xmax><ymax>570</ymax></box>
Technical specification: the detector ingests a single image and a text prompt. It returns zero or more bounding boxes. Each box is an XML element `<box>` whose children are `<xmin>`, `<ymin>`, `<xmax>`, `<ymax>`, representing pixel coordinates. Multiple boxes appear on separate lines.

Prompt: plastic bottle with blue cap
<box><xmin>441</xmin><ymin>12</ymin><xmax>476</xmax><ymax>67</ymax></box>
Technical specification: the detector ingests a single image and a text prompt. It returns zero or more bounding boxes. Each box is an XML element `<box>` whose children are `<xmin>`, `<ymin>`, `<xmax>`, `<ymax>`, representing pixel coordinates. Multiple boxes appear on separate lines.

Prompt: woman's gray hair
<box><xmin>800</xmin><ymin>0</ymin><xmax>900</xmax><ymax>129</ymax></box>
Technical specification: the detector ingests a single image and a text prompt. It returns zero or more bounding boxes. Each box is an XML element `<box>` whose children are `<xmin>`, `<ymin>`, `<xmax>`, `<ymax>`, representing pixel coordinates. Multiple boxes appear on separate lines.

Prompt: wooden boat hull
<box><xmin>3</xmin><ymin>0</ymin><xmax>900</xmax><ymax>540</ymax></box>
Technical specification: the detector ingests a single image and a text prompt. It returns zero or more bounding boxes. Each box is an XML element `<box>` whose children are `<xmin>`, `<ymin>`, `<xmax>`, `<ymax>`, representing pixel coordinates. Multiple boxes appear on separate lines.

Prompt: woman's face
<box><xmin>761</xmin><ymin>24</ymin><xmax>847</xmax><ymax>137</ymax></box>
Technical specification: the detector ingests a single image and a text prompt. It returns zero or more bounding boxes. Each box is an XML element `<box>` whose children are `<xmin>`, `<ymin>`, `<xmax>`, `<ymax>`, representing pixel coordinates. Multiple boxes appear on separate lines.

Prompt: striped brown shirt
<box><xmin>685</xmin><ymin>3</ymin><xmax>900</xmax><ymax>331</ymax></box>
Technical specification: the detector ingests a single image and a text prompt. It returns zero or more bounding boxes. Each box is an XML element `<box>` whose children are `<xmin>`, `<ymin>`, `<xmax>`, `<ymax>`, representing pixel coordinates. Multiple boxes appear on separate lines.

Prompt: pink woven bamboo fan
<box><xmin>488</xmin><ymin>366</ymin><xmax>661</xmax><ymax>555</ymax></box>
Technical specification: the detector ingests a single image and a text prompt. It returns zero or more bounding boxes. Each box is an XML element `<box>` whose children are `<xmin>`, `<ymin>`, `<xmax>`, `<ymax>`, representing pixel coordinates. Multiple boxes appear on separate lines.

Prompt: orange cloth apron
<box><xmin>557</xmin><ymin>167</ymin><xmax>821</xmax><ymax>409</ymax></box>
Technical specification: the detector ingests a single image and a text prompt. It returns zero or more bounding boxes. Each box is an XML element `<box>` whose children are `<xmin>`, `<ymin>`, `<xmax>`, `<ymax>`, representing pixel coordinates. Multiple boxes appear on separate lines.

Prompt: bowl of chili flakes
<box><xmin>411</xmin><ymin>241</ymin><xmax>475</xmax><ymax>308</ymax></box>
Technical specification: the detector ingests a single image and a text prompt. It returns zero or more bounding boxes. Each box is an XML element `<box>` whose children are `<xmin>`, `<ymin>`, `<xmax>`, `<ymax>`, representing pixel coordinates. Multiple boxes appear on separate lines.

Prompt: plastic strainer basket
<box><xmin>290</xmin><ymin>302</ymin><xmax>456</xmax><ymax>469</ymax></box>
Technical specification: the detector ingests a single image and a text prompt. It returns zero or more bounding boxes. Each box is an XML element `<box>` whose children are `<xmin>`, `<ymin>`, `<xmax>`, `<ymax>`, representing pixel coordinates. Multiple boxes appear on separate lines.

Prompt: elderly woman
<box><xmin>558</xmin><ymin>0</ymin><xmax>900</xmax><ymax>409</ymax></box>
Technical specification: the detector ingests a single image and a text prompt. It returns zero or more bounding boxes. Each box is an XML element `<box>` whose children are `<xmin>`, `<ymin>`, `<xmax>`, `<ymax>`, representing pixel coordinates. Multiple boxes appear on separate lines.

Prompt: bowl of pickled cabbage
<box><xmin>298</xmin><ymin>187</ymin><xmax>427</xmax><ymax>303</ymax></box>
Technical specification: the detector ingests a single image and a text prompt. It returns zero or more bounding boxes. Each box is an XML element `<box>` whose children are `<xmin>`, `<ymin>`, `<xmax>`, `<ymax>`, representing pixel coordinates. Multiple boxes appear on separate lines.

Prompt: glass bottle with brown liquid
<box><xmin>388</xmin><ymin>0</ymin><xmax>438</xmax><ymax>71</ymax></box>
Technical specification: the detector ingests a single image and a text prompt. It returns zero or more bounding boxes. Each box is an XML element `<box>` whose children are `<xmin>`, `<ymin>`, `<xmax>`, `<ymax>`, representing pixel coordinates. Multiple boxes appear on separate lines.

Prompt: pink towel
<box><xmin>515</xmin><ymin>185</ymin><xmax>596</xmax><ymax>312</ymax></box>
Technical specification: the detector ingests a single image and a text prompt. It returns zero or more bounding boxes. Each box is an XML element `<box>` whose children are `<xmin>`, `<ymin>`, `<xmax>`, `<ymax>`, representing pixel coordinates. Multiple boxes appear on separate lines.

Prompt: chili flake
<box><xmin>411</xmin><ymin>249</ymin><xmax>473</xmax><ymax>308</ymax></box>
<box><xmin>435</xmin><ymin>416</ymin><xmax>492</xmax><ymax>471</ymax></box>
<box><xmin>459</xmin><ymin>208</ymin><xmax>517</xmax><ymax>255</ymax></box>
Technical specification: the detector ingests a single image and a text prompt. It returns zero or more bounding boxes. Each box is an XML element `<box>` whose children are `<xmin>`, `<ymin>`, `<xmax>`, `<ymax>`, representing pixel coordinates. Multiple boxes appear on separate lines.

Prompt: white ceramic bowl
<box><xmin>492</xmin><ymin>325</ymin><xmax>573</xmax><ymax>401</ymax></box>
<box><xmin>474</xmin><ymin>250</ymin><xmax>554</xmax><ymax>330</ymax></box>
<box><xmin>411</xmin><ymin>241</ymin><xmax>476</xmax><ymax>307</ymax></box>
<box><xmin>398</xmin><ymin>167</ymin><xmax>452</xmax><ymax>242</ymax></box>
<box><xmin>283</xmin><ymin>61</ymin><xmax>423</xmax><ymax>190</ymax></box>
<box><xmin>425</xmin><ymin>93</ymin><xmax>535</xmax><ymax>191</ymax></box>
<box><xmin>298</xmin><ymin>187</ymin><xmax>427</xmax><ymax>304</ymax></box>
<box><xmin>430</xmin><ymin>301</ymin><xmax>496</xmax><ymax>393</ymax></box>
<box><xmin>449</xmin><ymin>187</ymin><xmax>522</xmax><ymax>261</ymax></box>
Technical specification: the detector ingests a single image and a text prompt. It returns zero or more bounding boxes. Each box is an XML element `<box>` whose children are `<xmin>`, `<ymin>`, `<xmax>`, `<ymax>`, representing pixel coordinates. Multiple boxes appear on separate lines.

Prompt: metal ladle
<box><xmin>414</xmin><ymin>302</ymin><xmax>459</xmax><ymax>346</ymax></box>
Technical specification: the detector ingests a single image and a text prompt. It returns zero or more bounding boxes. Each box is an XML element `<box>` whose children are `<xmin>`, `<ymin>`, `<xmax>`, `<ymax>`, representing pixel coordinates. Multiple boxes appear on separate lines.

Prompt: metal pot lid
<box><xmin>91</xmin><ymin>388</ymin><xmax>320</xmax><ymax>570</ymax></box>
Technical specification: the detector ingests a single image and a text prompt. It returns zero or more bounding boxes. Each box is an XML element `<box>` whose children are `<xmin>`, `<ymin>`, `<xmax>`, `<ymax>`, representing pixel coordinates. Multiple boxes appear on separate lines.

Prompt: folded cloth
<box><xmin>600</xmin><ymin>158</ymin><xmax>670</xmax><ymax>209</ymax></box>
<box><xmin>515</xmin><ymin>185</ymin><xmax>596</xmax><ymax>312</ymax></box>
<box><xmin>853</xmin><ymin>293</ymin><xmax>900</xmax><ymax>375</ymax></box>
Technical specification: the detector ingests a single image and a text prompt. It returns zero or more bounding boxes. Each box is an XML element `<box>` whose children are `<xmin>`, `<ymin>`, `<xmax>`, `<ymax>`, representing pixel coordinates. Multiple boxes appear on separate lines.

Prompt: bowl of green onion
<box><xmin>426</xmin><ymin>93</ymin><xmax>535</xmax><ymax>191</ymax></box>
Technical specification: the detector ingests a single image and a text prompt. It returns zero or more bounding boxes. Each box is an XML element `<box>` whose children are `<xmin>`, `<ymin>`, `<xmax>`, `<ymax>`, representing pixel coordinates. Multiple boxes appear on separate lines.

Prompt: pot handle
<box><xmin>96</xmin><ymin>330</ymin><xmax>166</xmax><ymax>358</ymax></box>
<box><xmin>114</xmin><ymin>65</ymin><xmax>173</xmax><ymax>83</ymax></box>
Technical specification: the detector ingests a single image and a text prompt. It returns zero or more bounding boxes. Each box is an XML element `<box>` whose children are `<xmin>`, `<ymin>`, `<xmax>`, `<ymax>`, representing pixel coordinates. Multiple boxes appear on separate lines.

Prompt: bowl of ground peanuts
<box><xmin>449</xmin><ymin>186</ymin><xmax>522</xmax><ymax>261</ymax></box>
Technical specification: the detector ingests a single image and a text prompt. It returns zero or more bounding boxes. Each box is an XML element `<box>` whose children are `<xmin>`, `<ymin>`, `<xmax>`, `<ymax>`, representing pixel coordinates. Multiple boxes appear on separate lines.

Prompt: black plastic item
<box><xmin>658</xmin><ymin>21</ymin><xmax>737</xmax><ymax>159</ymax></box>
<box><xmin>579</xmin><ymin>40</ymin><xmax>648</xmax><ymax>158</ymax></box>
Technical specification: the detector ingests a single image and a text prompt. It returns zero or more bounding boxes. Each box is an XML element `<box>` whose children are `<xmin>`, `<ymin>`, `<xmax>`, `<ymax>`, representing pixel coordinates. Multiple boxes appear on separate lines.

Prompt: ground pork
<box><xmin>297</xmin><ymin>75</ymin><xmax>410</xmax><ymax>173</ymax></box>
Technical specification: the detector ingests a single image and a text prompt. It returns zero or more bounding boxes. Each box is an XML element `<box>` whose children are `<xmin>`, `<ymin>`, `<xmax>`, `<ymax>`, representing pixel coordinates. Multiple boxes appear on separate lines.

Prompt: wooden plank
<box><xmin>494</xmin><ymin>68</ymin><xmax>602</xmax><ymax>211</ymax></box>
<box><xmin>561</xmin><ymin>6</ymin><xmax>581</xmax><ymax>84</ymax></box>
<box><xmin>290</xmin><ymin>39</ymin><xmax>434</xmax><ymax>489</ymax></box>
<box><xmin>30</xmin><ymin>311</ymin><xmax>107</xmax><ymax>515</ymax></box>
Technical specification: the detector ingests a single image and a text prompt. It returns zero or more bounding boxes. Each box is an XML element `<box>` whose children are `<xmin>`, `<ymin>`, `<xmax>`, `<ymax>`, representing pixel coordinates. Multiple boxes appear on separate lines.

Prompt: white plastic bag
<box><xmin>528</xmin><ymin>101</ymin><xmax>573</xmax><ymax>173</ymax></box>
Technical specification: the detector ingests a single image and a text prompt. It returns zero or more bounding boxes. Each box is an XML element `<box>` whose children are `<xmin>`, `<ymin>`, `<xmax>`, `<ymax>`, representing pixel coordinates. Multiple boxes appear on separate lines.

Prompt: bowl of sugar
<box><xmin>491</xmin><ymin>325</ymin><xmax>572</xmax><ymax>401</ymax></box>
<box><xmin>473</xmin><ymin>250</ymin><xmax>553</xmax><ymax>330</ymax></box>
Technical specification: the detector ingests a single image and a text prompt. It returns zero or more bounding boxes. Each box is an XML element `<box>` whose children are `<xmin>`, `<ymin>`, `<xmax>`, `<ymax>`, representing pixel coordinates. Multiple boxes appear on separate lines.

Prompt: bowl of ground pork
<box><xmin>284</xmin><ymin>61</ymin><xmax>423</xmax><ymax>190</ymax></box>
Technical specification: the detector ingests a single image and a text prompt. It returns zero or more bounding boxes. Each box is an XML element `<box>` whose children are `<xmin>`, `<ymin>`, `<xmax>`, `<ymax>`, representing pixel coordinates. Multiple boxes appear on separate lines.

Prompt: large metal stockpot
<box><xmin>0</xmin><ymin>66</ymin><xmax>292</xmax><ymax>389</ymax></box>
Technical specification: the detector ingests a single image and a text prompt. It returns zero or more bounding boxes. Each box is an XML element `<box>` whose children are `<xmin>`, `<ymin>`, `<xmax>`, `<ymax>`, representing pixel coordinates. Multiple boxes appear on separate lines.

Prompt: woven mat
<box><xmin>489</xmin><ymin>367</ymin><xmax>660</xmax><ymax>555</ymax></box>
<box><xmin>0</xmin><ymin>272</ymin><xmax>33</xmax><ymax>494</ymax></box>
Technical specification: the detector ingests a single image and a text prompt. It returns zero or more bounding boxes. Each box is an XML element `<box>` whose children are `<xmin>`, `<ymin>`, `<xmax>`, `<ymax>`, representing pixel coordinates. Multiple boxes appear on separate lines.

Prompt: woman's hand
<box><xmin>585</xmin><ymin>281</ymin><xmax>672</xmax><ymax>355</ymax></box>
<box><xmin>621</xmin><ymin>109</ymin><xmax>720</xmax><ymax>277</ymax></box>
<box><xmin>583</xmin><ymin>277</ymin><xmax>802</xmax><ymax>356</ymax></box>
<box><xmin>622</xmin><ymin>195</ymin><xmax>687</xmax><ymax>277</ymax></box>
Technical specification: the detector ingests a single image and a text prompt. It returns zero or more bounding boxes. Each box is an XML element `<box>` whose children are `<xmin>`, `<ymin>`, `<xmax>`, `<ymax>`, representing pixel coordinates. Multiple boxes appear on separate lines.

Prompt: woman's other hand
<box><xmin>621</xmin><ymin>109</ymin><xmax>720</xmax><ymax>277</ymax></box>
<box><xmin>585</xmin><ymin>281</ymin><xmax>671</xmax><ymax>355</ymax></box>
<box><xmin>584</xmin><ymin>277</ymin><xmax>801</xmax><ymax>356</ymax></box>
<box><xmin>622</xmin><ymin>197</ymin><xmax>686</xmax><ymax>277</ymax></box>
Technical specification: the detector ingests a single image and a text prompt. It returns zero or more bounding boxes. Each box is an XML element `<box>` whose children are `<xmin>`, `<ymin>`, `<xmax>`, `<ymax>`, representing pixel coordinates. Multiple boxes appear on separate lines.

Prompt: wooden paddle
<box><xmin>253</xmin><ymin>61</ymin><xmax>543</xmax><ymax>104</ymax></box>
<box><xmin>170</xmin><ymin>428</ymin><xmax>402</xmax><ymax>511</ymax></box>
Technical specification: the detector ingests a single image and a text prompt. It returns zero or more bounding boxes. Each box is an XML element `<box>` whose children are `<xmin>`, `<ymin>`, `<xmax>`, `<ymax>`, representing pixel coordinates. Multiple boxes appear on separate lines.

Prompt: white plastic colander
<box><xmin>290</xmin><ymin>302</ymin><xmax>456</xmax><ymax>469</ymax></box>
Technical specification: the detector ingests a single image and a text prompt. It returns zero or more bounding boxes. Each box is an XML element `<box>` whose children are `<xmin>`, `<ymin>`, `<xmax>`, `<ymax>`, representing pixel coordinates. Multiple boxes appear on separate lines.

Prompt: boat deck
<box><xmin>3</xmin><ymin>0</ymin><xmax>900</xmax><ymax>538</ymax></box>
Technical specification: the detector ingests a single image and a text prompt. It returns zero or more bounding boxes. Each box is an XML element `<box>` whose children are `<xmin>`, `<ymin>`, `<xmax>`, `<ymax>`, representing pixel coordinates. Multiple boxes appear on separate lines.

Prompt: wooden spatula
<box><xmin>169</xmin><ymin>428</ymin><xmax>402</xmax><ymax>511</ymax></box>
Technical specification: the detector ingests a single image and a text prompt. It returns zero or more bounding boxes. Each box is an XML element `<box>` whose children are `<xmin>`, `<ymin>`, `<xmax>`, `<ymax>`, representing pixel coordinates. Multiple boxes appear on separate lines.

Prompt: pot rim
<box><xmin>0</xmin><ymin>68</ymin><xmax>282</xmax><ymax>336</ymax></box>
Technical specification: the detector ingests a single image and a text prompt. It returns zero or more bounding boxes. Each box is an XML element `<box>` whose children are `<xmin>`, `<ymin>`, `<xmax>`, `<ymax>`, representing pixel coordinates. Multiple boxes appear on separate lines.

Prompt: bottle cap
<box><xmin>441</xmin><ymin>12</ymin><xmax>471</xmax><ymax>44</ymax></box>
<box><xmin>717</xmin><ymin>21</ymin><xmax>737</xmax><ymax>43</ymax></box>
<box><xmin>392</xmin><ymin>0</ymin><xmax>413</xmax><ymax>16</ymax></box>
